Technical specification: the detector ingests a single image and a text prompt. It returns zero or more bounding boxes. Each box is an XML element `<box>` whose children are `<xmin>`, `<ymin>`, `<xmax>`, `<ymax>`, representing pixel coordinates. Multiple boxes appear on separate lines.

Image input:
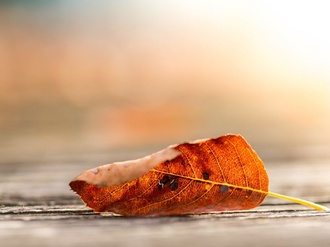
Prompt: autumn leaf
<box><xmin>69</xmin><ymin>134</ymin><xmax>329</xmax><ymax>216</ymax></box>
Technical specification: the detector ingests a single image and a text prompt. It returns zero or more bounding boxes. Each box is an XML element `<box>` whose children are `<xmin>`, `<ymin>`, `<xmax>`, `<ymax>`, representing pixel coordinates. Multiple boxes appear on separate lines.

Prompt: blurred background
<box><xmin>1</xmin><ymin>0</ymin><xmax>330</xmax><ymax>163</ymax></box>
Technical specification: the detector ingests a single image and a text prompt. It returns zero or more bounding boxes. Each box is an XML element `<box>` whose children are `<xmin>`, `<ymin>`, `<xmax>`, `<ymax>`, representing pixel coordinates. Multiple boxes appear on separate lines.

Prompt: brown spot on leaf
<box><xmin>220</xmin><ymin>185</ymin><xmax>229</xmax><ymax>194</ymax></box>
<box><xmin>169</xmin><ymin>177</ymin><xmax>178</xmax><ymax>191</ymax></box>
<box><xmin>245</xmin><ymin>190</ymin><xmax>253</xmax><ymax>198</ymax></box>
<box><xmin>158</xmin><ymin>175</ymin><xmax>170</xmax><ymax>191</ymax></box>
<box><xmin>202</xmin><ymin>172</ymin><xmax>209</xmax><ymax>180</ymax></box>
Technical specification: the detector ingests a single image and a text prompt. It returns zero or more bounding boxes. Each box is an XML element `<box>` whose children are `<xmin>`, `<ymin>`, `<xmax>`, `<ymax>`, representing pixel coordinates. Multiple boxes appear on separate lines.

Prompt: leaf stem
<box><xmin>267</xmin><ymin>191</ymin><xmax>330</xmax><ymax>211</ymax></box>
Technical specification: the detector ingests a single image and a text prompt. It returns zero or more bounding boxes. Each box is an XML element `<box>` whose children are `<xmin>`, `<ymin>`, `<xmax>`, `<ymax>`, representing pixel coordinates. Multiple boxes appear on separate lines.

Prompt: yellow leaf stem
<box><xmin>267</xmin><ymin>191</ymin><xmax>330</xmax><ymax>211</ymax></box>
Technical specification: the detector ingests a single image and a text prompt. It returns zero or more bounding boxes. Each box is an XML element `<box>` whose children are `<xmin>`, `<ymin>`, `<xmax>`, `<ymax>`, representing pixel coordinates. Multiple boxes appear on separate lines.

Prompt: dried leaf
<box><xmin>70</xmin><ymin>134</ymin><xmax>329</xmax><ymax>216</ymax></box>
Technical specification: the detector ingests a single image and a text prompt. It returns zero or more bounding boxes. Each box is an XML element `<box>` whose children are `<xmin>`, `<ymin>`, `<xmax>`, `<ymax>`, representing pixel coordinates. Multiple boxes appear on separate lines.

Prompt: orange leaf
<box><xmin>69</xmin><ymin>134</ymin><xmax>329</xmax><ymax>216</ymax></box>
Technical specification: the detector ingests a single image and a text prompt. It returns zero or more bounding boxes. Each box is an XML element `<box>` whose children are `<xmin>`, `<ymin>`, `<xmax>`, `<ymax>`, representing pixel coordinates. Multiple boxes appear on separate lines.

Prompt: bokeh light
<box><xmin>0</xmin><ymin>1</ymin><xmax>329</xmax><ymax>160</ymax></box>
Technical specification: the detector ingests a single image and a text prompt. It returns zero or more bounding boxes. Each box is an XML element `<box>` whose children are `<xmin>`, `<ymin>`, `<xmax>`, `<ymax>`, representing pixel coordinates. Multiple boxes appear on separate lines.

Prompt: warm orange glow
<box><xmin>0</xmin><ymin>1</ymin><xmax>329</xmax><ymax>153</ymax></box>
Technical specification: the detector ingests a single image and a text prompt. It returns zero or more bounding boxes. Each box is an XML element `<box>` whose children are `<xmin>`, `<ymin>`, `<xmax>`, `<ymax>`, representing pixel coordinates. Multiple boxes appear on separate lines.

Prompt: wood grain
<box><xmin>1</xmin><ymin>151</ymin><xmax>330</xmax><ymax>247</ymax></box>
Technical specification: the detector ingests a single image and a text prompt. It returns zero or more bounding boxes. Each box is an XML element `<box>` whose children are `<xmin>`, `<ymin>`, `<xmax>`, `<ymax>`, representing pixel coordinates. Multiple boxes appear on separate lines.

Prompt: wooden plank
<box><xmin>1</xmin><ymin>152</ymin><xmax>330</xmax><ymax>247</ymax></box>
<box><xmin>1</xmin><ymin>203</ymin><xmax>330</xmax><ymax>247</ymax></box>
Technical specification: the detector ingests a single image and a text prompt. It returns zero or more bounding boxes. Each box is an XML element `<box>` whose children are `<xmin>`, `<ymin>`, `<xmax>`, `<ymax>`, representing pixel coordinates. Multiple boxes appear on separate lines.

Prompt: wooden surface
<box><xmin>1</xmin><ymin>151</ymin><xmax>330</xmax><ymax>247</ymax></box>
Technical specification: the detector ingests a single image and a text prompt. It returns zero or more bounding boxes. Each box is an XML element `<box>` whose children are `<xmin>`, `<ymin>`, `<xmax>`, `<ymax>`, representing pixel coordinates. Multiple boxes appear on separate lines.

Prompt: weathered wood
<box><xmin>1</xmin><ymin>203</ymin><xmax>330</xmax><ymax>247</ymax></box>
<box><xmin>1</xmin><ymin>152</ymin><xmax>330</xmax><ymax>247</ymax></box>
<box><xmin>1</xmin><ymin>203</ymin><xmax>330</xmax><ymax>220</ymax></box>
